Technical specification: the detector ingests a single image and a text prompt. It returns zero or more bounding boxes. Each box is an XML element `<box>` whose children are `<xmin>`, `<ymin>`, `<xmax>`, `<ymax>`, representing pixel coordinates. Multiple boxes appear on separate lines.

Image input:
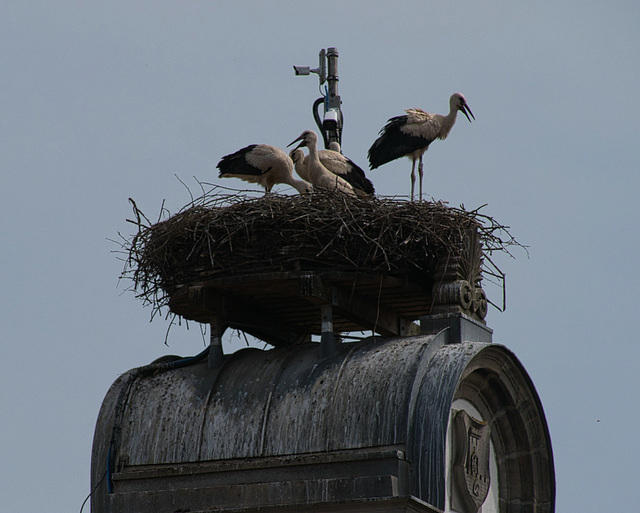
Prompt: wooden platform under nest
<box><xmin>122</xmin><ymin>191</ymin><xmax>515</xmax><ymax>347</ymax></box>
<box><xmin>169</xmin><ymin>270</ymin><xmax>434</xmax><ymax>345</ymax></box>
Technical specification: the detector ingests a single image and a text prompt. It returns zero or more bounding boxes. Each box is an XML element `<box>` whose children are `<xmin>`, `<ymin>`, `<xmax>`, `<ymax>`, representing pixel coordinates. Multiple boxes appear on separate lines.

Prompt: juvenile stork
<box><xmin>289</xmin><ymin>143</ymin><xmax>375</xmax><ymax>196</ymax></box>
<box><xmin>368</xmin><ymin>93</ymin><xmax>474</xmax><ymax>201</ymax></box>
<box><xmin>217</xmin><ymin>143</ymin><xmax>312</xmax><ymax>194</ymax></box>
<box><xmin>287</xmin><ymin>130</ymin><xmax>356</xmax><ymax>196</ymax></box>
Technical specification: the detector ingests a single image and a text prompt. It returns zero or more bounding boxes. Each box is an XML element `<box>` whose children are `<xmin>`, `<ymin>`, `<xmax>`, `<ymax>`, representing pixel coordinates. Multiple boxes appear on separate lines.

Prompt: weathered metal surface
<box><xmin>117</xmin><ymin>337</ymin><xmax>434</xmax><ymax>464</ymax></box>
<box><xmin>91</xmin><ymin>317</ymin><xmax>554</xmax><ymax>513</ymax></box>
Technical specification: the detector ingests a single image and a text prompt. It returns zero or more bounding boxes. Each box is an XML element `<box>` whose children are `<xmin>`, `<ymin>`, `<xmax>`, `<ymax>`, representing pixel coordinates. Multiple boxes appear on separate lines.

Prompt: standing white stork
<box><xmin>217</xmin><ymin>143</ymin><xmax>312</xmax><ymax>194</ymax></box>
<box><xmin>368</xmin><ymin>93</ymin><xmax>474</xmax><ymax>201</ymax></box>
<box><xmin>289</xmin><ymin>143</ymin><xmax>375</xmax><ymax>196</ymax></box>
<box><xmin>287</xmin><ymin>130</ymin><xmax>356</xmax><ymax>196</ymax></box>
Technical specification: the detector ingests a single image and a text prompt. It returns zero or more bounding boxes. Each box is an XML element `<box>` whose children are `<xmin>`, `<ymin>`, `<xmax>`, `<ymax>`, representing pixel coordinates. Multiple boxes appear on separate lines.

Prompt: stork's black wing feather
<box><xmin>341</xmin><ymin>156</ymin><xmax>375</xmax><ymax>194</ymax></box>
<box><xmin>368</xmin><ymin>116</ymin><xmax>429</xmax><ymax>169</ymax></box>
<box><xmin>217</xmin><ymin>144</ymin><xmax>265</xmax><ymax>178</ymax></box>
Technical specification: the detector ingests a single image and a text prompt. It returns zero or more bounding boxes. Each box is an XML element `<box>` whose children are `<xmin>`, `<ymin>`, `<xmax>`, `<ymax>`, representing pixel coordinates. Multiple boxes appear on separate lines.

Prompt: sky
<box><xmin>1</xmin><ymin>1</ymin><xmax>638</xmax><ymax>511</ymax></box>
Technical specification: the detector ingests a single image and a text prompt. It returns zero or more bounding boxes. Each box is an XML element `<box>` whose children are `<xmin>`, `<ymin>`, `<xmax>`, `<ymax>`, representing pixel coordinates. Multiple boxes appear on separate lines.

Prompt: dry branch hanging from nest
<box><xmin>117</xmin><ymin>190</ymin><xmax>521</xmax><ymax>323</ymax></box>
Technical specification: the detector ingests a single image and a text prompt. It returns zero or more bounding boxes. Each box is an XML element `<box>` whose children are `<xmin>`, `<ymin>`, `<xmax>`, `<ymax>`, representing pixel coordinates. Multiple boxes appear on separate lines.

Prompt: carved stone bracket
<box><xmin>432</xmin><ymin>280</ymin><xmax>487</xmax><ymax>321</ymax></box>
<box><xmin>472</xmin><ymin>287</ymin><xmax>488</xmax><ymax>320</ymax></box>
<box><xmin>433</xmin><ymin>280</ymin><xmax>473</xmax><ymax>310</ymax></box>
<box><xmin>431</xmin><ymin>228</ymin><xmax>487</xmax><ymax>322</ymax></box>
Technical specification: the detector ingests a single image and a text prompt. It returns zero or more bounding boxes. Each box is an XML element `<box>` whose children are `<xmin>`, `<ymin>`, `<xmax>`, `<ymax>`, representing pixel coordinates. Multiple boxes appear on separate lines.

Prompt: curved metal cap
<box><xmin>91</xmin><ymin>333</ymin><xmax>554</xmax><ymax>512</ymax></box>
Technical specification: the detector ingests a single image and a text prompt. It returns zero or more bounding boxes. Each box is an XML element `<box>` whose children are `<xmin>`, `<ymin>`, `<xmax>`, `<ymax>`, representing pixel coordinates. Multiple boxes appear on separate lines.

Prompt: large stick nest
<box><xmin>117</xmin><ymin>189</ymin><xmax>522</xmax><ymax>319</ymax></box>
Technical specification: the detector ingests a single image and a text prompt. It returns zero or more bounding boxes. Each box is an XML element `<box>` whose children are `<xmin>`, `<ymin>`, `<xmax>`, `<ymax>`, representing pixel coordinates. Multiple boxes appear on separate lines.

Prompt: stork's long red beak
<box><xmin>461</xmin><ymin>103</ymin><xmax>475</xmax><ymax>122</ymax></box>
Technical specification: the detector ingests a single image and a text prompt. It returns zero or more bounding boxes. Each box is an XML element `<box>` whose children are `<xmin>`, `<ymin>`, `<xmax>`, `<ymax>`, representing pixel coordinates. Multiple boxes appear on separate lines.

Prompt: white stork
<box><xmin>287</xmin><ymin>130</ymin><xmax>356</xmax><ymax>196</ymax></box>
<box><xmin>289</xmin><ymin>143</ymin><xmax>375</xmax><ymax>196</ymax></box>
<box><xmin>368</xmin><ymin>93</ymin><xmax>475</xmax><ymax>201</ymax></box>
<box><xmin>217</xmin><ymin>143</ymin><xmax>312</xmax><ymax>194</ymax></box>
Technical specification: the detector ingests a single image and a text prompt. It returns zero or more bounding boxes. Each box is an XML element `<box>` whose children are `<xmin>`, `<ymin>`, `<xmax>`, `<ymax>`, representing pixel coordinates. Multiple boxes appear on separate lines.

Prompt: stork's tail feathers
<box><xmin>367</xmin><ymin>139</ymin><xmax>387</xmax><ymax>170</ymax></box>
<box><xmin>342</xmin><ymin>157</ymin><xmax>376</xmax><ymax>194</ymax></box>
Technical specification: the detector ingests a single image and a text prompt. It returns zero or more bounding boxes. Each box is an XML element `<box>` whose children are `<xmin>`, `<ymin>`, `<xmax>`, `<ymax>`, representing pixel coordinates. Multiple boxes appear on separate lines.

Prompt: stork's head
<box><xmin>451</xmin><ymin>93</ymin><xmax>475</xmax><ymax>123</ymax></box>
<box><xmin>289</xmin><ymin>148</ymin><xmax>305</xmax><ymax>164</ymax></box>
<box><xmin>297</xmin><ymin>180</ymin><xmax>314</xmax><ymax>194</ymax></box>
<box><xmin>288</xmin><ymin>130</ymin><xmax>318</xmax><ymax>150</ymax></box>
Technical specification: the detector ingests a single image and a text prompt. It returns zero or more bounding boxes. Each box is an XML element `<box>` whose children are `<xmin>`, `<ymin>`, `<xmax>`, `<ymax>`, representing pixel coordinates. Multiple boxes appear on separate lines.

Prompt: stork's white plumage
<box><xmin>368</xmin><ymin>93</ymin><xmax>474</xmax><ymax>201</ymax></box>
<box><xmin>217</xmin><ymin>143</ymin><xmax>312</xmax><ymax>194</ymax></box>
<box><xmin>289</xmin><ymin>144</ymin><xmax>375</xmax><ymax>196</ymax></box>
<box><xmin>287</xmin><ymin>130</ymin><xmax>356</xmax><ymax>196</ymax></box>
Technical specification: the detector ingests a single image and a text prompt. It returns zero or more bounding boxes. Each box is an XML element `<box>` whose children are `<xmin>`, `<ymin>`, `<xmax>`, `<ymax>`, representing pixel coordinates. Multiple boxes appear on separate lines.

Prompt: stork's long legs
<box><xmin>410</xmin><ymin>159</ymin><xmax>416</xmax><ymax>201</ymax></box>
<box><xmin>418</xmin><ymin>157</ymin><xmax>424</xmax><ymax>202</ymax></box>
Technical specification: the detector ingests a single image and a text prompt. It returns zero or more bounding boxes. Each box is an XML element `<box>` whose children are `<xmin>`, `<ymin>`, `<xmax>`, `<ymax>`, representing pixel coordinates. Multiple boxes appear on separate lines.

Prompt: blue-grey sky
<box><xmin>1</xmin><ymin>1</ymin><xmax>638</xmax><ymax>511</ymax></box>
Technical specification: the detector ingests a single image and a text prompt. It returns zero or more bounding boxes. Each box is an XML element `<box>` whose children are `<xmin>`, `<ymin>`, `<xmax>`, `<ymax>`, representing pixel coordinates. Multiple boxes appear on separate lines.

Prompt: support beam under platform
<box><xmin>299</xmin><ymin>273</ymin><xmax>412</xmax><ymax>338</ymax></box>
<box><xmin>167</xmin><ymin>269</ymin><xmax>482</xmax><ymax>347</ymax></box>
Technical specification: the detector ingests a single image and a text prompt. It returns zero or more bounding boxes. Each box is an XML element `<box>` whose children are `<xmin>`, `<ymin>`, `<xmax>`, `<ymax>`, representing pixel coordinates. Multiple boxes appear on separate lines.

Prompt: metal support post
<box><xmin>208</xmin><ymin>316</ymin><xmax>225</xmax><ymax>369</ymax></box>
<box><xmin>320</xmin><ymin>304</ymin><xmax>337</xmax><ymax>358</ymax></box>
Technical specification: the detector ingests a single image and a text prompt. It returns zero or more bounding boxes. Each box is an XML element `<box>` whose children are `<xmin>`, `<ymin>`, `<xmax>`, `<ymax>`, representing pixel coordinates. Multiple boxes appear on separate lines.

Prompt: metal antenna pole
<box><xmin>323</xmin><ymin>47</ymin><xmax>342</xmax><ymax>148</ymax></box>
<box><xmin>293</xmin><ymin>47</ymin><xmax>343</xmax><ymax>149</ymax></box>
